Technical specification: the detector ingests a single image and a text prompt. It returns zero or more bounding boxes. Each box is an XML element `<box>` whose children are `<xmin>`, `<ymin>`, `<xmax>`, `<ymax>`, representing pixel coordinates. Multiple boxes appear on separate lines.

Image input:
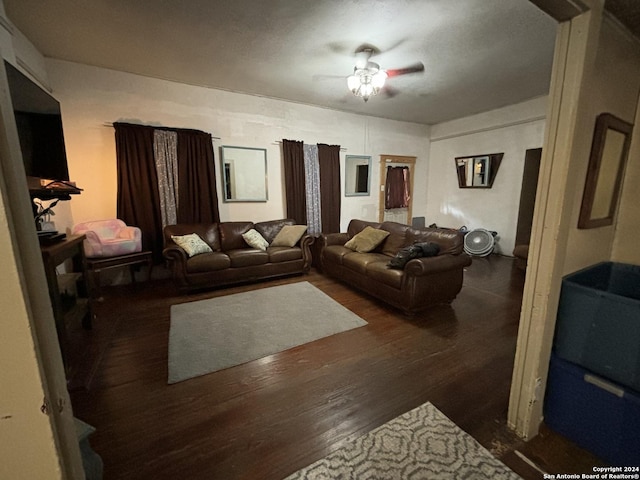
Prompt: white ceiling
<box><xmin>4</xmin><ymin>0</ymin><xmax>558</xmax><ymax>125</ymax></box>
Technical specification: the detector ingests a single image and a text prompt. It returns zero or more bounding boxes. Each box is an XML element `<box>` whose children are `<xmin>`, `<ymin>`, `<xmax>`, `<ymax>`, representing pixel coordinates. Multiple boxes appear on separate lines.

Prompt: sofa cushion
<box><xmin>219</xmin><ymin>222</ymin><xmax>254</xmax><ymax>251</ymax></box>
<box><xmin>186</xmin><ymin>252</ymin><xmax>231</xmax><ymax>273</ymax></box>
<box><xmin>380</xmin><ymin>221</ymin><xmax>410</xmax><ymax>256</ymax></box>
<box><xmin>255</xmin><ymin>219</ymin><xmax>294</xmax><ymax>243</ymax></box>
<box><xmin>366</xmin><ymin>261</ymin><xmax>404</xmax><ymax>289</ymax></box>
<box><xmin>271</xmin><ymin>225</ymin><xmax>308</xmax><ymax>247</ymax></box>
<box><xmin>343</xmin><ymin>252</ymin><xmax>389</xmax><ymax>275</ymax></box>
<box><xmin>268</xmin><ymin>246</ymin><xmax>302</xmax><ymax>263</ymax></box>
<box><xmin>164</xmin><ymin>223</ymin><xmax>221</xmax><ymax>251</ymax></box>
<box><xmin>345</xmin><ymin>226</ymin><xmax>390</xmax><ymax>253</ymax></box>
<box><xmin>406</xmin><ymin>227</ymin><xmax>464</xmax><ymax>255</ymax></box>
<box><xmin>227</xmin><ymin>248</ymin><xmax>269</xmax><ymax>267</ymax></box>
<box><xmin>322</xmin><ymin>245</ymin><xmax>352</xmax><ymax>265</ymax></box>
<box><xmin>171</xmin><ymin>233</ymin><xmax>213</xmax><ymax>257</ymax></box>
<box><xmin>347</xmin><ymin>219</ymin><xmax>381</xmax><ymax>238</ymax></box>
<box><xmin>242</xmin><ymin>228</ymin><xmax>269</xmax><ymax>250</ymax></box>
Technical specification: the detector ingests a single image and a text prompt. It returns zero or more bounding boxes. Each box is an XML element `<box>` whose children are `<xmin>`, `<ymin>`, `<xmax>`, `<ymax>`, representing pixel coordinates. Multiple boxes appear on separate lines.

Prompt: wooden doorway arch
<box><xmin>378</xmin><ymin>154</ymin><xmax>416</xmax><ymax>224</ymax></box>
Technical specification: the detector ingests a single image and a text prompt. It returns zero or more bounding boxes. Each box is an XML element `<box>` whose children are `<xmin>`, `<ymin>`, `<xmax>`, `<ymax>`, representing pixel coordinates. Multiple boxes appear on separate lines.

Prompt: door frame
<box><xmin>378</xmin><ymin>155</ymin><xmax>416</xmax><ymax>223</ymax></box>
<box><xmin>508</xmin><ymin>3</ymin><xmax>605</xmax><ymax>439</ymax></box>
<box><xmin>514</xmin><ymin>148</ymin><xmax>543</xmax><ymax>247</ymax></box>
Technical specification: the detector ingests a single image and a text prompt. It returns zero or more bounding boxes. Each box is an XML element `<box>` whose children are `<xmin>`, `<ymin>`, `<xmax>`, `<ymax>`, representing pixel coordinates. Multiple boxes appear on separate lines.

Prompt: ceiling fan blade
<box><xmin>312</xmin><ymin>74</ymin><xmax>346</xmax><ymax>82</ymax></box>
<box><xmin>354</xmin><ymin>43</ymin><xmax>381</xmax><ymax>57</ymax></box>
<box><xmin>382</xmin><ymin>85</ymin><xmax>400</xmax><ymax>99</ymax></box>
<box><xmin>386</xmin><ymin>62</ymin><xmax>425</xmax><ymax>78</ymax></box>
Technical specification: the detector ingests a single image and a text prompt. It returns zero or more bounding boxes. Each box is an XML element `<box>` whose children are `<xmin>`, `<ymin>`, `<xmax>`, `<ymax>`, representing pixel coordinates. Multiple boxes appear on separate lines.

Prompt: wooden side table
<box><xmin>84</xmin><ymin>251</ymin><xmax>153</xmax><ymax>299</ymax></box>
<box><xmin>40</xmin><ymin>234</ymin><xmax>91</xmax><ymax>382</ymax></box>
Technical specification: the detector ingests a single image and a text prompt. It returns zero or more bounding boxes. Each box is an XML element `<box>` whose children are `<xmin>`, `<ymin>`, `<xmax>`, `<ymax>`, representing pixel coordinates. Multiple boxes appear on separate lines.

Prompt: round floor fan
<box><xmin>464</xmin><ymin>228</ymin><xmax>497</xmax><ymax>256</ymax></box>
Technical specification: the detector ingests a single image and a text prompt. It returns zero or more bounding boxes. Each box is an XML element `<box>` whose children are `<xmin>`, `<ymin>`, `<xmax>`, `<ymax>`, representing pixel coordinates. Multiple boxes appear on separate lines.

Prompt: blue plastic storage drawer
<box><xmin>554</xmin><ymin>261</ymin><xmax>640</xmax><ymax>392</ymax></box>
<box><xmin>544</xmin><ymin>354</ymin><xmax>640</xmax><ymax>466</ymax></box>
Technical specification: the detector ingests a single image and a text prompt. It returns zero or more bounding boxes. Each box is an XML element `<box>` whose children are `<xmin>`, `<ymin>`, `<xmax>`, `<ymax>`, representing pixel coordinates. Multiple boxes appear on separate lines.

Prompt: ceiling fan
<box><xmin>346</xmin><ymin>45</ymin><xmax>425</xmax><ymax>102</ymax></box>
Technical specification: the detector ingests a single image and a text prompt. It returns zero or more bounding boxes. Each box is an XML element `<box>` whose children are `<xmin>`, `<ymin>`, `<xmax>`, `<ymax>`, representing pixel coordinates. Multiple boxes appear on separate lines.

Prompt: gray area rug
<box><xmin>168</xmin><ymin>282</ymin><xmax>367</xmax><ymax>384</ymax></box>
<box><xmin>285</xmin><ymin>402</ymin><xmax>522</xmax><ymax>480</ymax></box>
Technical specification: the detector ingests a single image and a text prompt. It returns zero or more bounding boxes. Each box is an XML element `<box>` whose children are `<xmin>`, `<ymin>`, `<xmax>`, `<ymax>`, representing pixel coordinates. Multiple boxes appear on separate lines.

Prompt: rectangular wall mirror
<box><xmin>578</xmin><ymin>113</ymin><xmax>633</xmax><ymax>229</ymax></box>
<box><xmin>220</xmin><ymin>146</ymin><xmax>268</xmax><ymax>202</ymax></box>
<box><xmin>345</xmin><ymin>155</ymin><xmax>371</xmax><ymax>196</ymax></box>
<box><xmin>455</xmin><ymin>153</ymin><xmax>503</xmax><ymax>188</ymax></box>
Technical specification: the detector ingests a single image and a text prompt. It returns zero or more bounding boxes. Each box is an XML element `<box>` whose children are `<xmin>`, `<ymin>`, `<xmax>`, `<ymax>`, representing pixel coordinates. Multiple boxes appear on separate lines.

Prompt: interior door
<box><xmin>378</xmin><ymin>155</ymin><xmax>416</xmax><ymax>224</ymax></box>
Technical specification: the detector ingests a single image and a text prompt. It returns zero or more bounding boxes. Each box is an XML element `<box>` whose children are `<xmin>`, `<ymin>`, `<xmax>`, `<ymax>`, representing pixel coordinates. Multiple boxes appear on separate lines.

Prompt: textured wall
<box><xmin>426</xmin><ymin>97</ymin><xmax>547</xmax><ymax>255</ymax></box>
<box><xmin>563</xmin><ymin>17</ymin><xmax>640</xmax><ymax>275</ymax></box>
<box><xmin>46</xmin><ymin>59</ymin><xmax>430</xmax><ymax>233</ymax></box>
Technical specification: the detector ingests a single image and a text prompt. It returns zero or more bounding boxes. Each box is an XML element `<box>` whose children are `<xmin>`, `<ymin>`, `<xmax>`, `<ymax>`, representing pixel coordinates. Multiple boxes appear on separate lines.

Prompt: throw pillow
<box><xmin>413</xmin><ymin>242</ymin><xmax>441</xmax><ymax>257</ymax></box>
<box><xmin>271</xmin><ymin>225</ymin><xmax>308</xmax><ymax>247</ymax></box>
<box><xmin>242</xmin><ymin>228</ymin><xmax>269</xmax><ymax>251</ymax></box>
<box><xmin>344</xmin><ymin>226</ymin><xmax>390</xmax><ymax>253</ymax></box>
<box><xmin>388</xmin><ymin>245</ymin><xmax>423</xmax><ymax>269</ymax></box>
<box><xmin>171</xmin><ymin>233</ymin><xmax>213</xmax><ymax>257</ymax></box>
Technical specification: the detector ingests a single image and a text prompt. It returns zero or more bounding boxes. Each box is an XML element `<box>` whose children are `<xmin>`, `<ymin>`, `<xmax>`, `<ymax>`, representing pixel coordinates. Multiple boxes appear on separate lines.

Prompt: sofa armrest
<box><xmin>298</xmin><ymin>234</ymin><xmax>315</xmax><ymax>271</ymax></box>
<box><xmin>82</xmin><ymin>230</ymin><xmax>100</xmax><ymax>243</ymax></box>
<box><xmin>117</xmin><ymin>226</ymin><xmax>142</xmax><ymax>242</ymax></box>
<box><xmin>163</xmin><ymin>245</ymin><xmax>188</xmax><ymax>264</ymax></box>
<box><xmin>299</xmin><ymin>234</ymin><xmax>315</xmax><ymax>248</ymax></box>
<box><xmin>404</xmin><ymin>253</ymin><xmax>472</xmax><ymax>276</ymax></box>
<box><xmin>319</xmin><ymin>232</ymin><xmax>349</xmax><ymax>247</ymax></box>
<box><xmin>80</xmin><ymin>230</ymin><xmax>103</xmax><ymax>257</ymax></box>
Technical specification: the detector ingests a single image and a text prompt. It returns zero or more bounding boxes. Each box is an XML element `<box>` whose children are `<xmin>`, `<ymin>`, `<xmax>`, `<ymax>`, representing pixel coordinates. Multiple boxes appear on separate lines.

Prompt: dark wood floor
<box><xmin>70</xmin><ymin>255</ymin><xmax>603</xmax><ymax>479</ymax></box>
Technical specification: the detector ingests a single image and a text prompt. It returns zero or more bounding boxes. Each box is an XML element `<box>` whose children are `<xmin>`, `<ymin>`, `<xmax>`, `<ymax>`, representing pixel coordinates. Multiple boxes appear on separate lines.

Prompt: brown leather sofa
<box><xmin>163</xmin><ymin>219</ymin><xmax>313</xmax><ymax>292</ymax></box>
<box><xmin>319</xmin><ymin>219</ymin><xmax>472</xmax><ymax>314</ymax></box>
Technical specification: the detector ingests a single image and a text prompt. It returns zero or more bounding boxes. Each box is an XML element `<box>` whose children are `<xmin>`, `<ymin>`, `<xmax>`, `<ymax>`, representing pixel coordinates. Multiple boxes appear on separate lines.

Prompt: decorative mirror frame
<box><xmin>578</xmin><ymin>113</ymin><xmax>633</xmax><ymax>229</ymax></box>
<box><xmin>220</xmin><ymin>145</ymin><xmax>268</xmax><ymax>203</ymax></box>
<box><xmin>454</xmin><ymin>152</ymin><xmax>503</xmax><ymax>188</ymax></box>
<box><xmin>345</xmin><ymin>155</ymin><xmax>372</xmax><ymax>196</ymax></box>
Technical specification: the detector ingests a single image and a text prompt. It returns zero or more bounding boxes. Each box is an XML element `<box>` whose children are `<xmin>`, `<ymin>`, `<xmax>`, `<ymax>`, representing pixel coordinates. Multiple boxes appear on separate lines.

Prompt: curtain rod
<box><xmin>273</xmin><ymin>141</ymin><xmax>346</xmax><ymax>151</ymax></box>
<box><xmin>102</xmin><ymin>122</ymin><xmax>221</xmax><ymax>140</ymax></box>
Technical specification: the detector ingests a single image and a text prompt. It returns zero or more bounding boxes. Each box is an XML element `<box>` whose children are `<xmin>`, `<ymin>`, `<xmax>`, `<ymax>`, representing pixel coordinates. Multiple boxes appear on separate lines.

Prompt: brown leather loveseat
<box><xmin>319</xmin><ymin>219</ymin><xmax>472</xmax><ymax>314</ymax></box>
<box><xmin>163</xmin><ymin>219</ymin><xmax>313</xmax><ymax>292</ymax></box>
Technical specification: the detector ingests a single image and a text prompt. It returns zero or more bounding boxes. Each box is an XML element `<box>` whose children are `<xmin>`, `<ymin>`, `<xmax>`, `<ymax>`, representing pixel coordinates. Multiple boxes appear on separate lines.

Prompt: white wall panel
<box><xmin>46</xmin><ymin>59</ymin><xmax>430</xmax><ymax>233</ymax></box>
<box><xmin>427</xmin><ymin>98</ymin><xmax>547</xmax><ymax>255</ymax></box>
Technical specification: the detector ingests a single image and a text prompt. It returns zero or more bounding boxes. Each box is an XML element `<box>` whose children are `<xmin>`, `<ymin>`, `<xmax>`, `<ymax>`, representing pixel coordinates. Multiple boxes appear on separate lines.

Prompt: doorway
<box><xmin>515</xmin><ymin>148</ymin><xmax>542</xmax><ymax>247</ymax></box>
<box><xmin>378</xmin><ymin>155</ymin><xmax>416</xmax><ymax>224</ymax></box>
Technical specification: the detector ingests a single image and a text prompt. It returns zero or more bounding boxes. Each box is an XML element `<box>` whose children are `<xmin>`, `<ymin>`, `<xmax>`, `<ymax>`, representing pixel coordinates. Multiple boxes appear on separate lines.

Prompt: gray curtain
<box><xmin>303</xmin><ymin>144</ymin><xmax>322</xmax><ymax>235</ymax></box>
<box><xmin>153</xmin><ymin>130</ymin><xmax>178</xmax><ymax>228</ymax></box>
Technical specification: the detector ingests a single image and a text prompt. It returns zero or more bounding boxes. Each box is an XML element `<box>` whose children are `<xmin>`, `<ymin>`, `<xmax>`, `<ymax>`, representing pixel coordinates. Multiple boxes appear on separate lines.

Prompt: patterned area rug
<box><xmin>285</xmin><ymin>402</ymin><xmax>522</xmax><ymax>480</ymax></box>
<box><xmin>168</xmin><ymin>282</ymin><xmax>367</xmax><ymax>384</ymax></box>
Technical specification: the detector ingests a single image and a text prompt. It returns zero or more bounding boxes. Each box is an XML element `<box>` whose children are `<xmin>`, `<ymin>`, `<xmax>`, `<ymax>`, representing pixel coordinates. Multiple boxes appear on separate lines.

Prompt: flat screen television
<box><xmin>4</xmin><ymin>61</ymin><xmax>71</xmax><ymax>184</ymax></box>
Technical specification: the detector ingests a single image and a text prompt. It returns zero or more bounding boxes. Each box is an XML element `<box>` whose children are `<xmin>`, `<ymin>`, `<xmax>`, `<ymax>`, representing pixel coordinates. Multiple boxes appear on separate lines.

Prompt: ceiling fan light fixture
<box><xmin>347</xmin><ymin>64</ymin><xmax>387</xmax><ymax>102</ymax></box>
<box><xmin>347</xmin><ymin>73</ymin><xmax>361</xmax><ymax>92</ymax></box>
<box><xmin>372</xmin><ymin>70</ymin><xmax>387</xmax><ymax>89</ymax></box>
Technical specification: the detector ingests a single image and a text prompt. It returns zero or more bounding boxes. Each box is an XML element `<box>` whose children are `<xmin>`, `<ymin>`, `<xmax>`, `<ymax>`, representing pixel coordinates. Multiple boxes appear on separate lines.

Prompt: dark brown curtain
<box><xmin>318</xmin><ymin>143</ymin><xmax>341</xmax><ymax>233</ymax></box>
<box><xmin>282</xmin><ymin>139</ymin><xmax>306</xmax><ymax>225</ymax></box>
<box><xmin>385</xmin><ymin>166</ymin><xmax>410</xmax><ymax>209</ymax></box>
<box><xmin>116</xmin><ymin>123</ymin><xmax>220</xmax><ymax>262</ymax></box>
<box><xmin>176</xmin><ymin>129</ymin><xmax>220</xmax><ymax>224</ymax></box>
<box><xmin>115</xmin><ymin>122</ymin><xmax>164</xmax><ymax>262</ymax></box>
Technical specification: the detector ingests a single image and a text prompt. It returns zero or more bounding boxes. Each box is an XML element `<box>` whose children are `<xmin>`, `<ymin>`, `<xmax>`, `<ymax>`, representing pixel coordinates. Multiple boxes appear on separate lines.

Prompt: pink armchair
<box><xmin>72</xmin><ymin>219</ymin><xmax>142</xmax><ymax>258</ymax></box>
